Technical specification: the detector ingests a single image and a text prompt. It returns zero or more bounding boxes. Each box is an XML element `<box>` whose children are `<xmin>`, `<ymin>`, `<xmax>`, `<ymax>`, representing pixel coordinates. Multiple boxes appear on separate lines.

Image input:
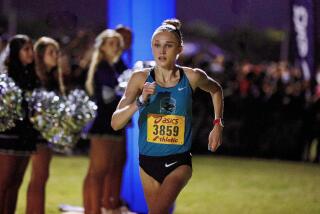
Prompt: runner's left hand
<box><xmin>208</xmin><ymin>125</ymin><xmax>223</xmax><ymax>152</ymax></box>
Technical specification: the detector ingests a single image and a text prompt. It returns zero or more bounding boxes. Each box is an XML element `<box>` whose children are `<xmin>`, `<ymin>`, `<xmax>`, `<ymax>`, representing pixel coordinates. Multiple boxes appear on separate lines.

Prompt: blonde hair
<box><xmin>152</xmin><ymin>18</ymin><xmax>183</xmax><ymax>46</ymax></box>
<box><xmin>34</xmin><ymin>36</ymin><xmax>65</xmax><ymax>95</ymax></box>
<box><xmin>85</xmin><ymin>29</ymin><xmax>124</xmax><ymax>96</ymax></box>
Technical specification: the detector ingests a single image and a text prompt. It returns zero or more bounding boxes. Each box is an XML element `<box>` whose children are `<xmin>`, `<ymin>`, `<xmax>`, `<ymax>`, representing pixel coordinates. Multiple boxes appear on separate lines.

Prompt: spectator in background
<box><xmin>103</xmin><ymin>25</ymin><xmax>132</xmax><ymax>209</ymax></box>
<box><xmin>0</xmin><ymin>34</ymin><xmax>38</xmax><ymax>214</ymax></box>
<box><xmin>83</xmin><ymin>29</ymin><xmax>126</xmax><ymax>214</ymax></box>
<box><xmin>115</xmin><ymin>25</ymin><xmax>133</xmax><ymax>73</ymax></box>
<box><xmin>0</xmin><ymin>35</ymin><xmax>8</xmax><ymax>54</ymax></box>
<box><xmin>27</xmin><ymin>36</ymin><xmax>65</xmax><ymax>214</ymax></box>
<box><xmin>63</xmin><ymin>29</ymin><xmax>96</xmax><ymax>90</ymax></box>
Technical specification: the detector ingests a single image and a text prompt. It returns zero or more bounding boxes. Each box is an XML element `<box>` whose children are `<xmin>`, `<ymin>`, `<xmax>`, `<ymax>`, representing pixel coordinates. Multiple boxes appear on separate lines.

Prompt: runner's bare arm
<box><xmin>193</xmin><ymin>68</ymin><xmax>223</xmax><ymax>119</ymax></box>
<box><xmin>187</xmin><ymin>68</ymin><xmax>224</xmax><ymax>152</ymax></box>
<box><xmin>111</xmin><ymin>71</ymin><xmax>145</xmax><ymax>130</ymax></box>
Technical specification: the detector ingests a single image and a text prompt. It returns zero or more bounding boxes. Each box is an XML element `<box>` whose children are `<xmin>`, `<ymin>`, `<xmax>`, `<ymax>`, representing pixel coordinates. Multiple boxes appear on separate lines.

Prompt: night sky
<box><xmin>0</xmin><ymin>0</ymin><xmax>296</xmax><ymax>31</ymax></box>
<box><xmin>177</xmin><ymin>0</ymin><xmax>290</xmax><ymax>31</ymax></box>
<box><xmin>0</xmin><ymin>0</ymin><xmax>319</xmax><ymax>44</ymax></box>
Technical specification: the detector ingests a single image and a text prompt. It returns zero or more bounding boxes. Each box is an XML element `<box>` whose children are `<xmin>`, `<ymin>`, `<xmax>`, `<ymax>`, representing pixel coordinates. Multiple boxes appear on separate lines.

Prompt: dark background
<box><xmin>1</xmin><ymin>0</ymin><xmax>319</xmax><ymax>161</ymax></box>
<box><xmin>0</xmin><ymin>0</ymin><xmax>318</xmax><ymax>32</ymax></box>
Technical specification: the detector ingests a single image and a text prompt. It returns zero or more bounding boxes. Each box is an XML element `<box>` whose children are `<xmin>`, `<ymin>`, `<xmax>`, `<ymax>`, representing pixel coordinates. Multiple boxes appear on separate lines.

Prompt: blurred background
<box><xmin>0</xmin><ymin>0</ymin><xmax>320</xmax><ymax>162</ymax></box>
<box><xmin>0</xmin><ymin>1</ymin><xmax>319</xmax><ymax>214</ymax></box>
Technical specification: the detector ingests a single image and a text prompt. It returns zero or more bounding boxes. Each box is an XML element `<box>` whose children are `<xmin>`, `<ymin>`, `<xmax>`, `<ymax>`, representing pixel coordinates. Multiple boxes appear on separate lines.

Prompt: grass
<box><xmin>17</xmin><ymin>156</ymin><xmax>88</xmax><ymax>214</ymax></box>
<box><xmin>16</xmin><ymin>155</ymin><xmax>320</xmax><ymax>214</ymax></box>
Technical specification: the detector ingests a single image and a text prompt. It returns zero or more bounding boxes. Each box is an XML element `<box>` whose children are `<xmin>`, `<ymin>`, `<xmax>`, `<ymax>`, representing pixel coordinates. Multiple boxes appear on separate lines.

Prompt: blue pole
<box><xmin>107</xmin><ymin>1</ymin><xmax>175</xmax><ymax>213</ymax></box>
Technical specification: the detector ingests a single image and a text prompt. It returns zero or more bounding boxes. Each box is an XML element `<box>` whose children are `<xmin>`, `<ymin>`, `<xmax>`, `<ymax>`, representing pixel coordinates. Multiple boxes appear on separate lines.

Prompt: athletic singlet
<box><xmin>138</xmin><ymin>66</ymin><xmax>193</xmax><ymax>156</ymax></box>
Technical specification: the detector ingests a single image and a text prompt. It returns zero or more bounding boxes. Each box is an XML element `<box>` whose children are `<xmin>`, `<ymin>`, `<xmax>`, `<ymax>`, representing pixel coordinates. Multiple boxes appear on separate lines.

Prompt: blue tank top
<box><xmin>138</xmin><ymin>67</ymin><xmax>193</xmax><ymax>156</ymax></box>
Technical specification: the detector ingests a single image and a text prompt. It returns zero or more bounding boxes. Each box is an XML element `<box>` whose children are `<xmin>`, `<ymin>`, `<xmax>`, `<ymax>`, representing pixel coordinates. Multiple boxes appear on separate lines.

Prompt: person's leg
<box><xmin>83</xmin><ymin>138</ymin><xmax>112</xmax><ymax>214</ymax></box>
<box><xmin>102</xmin><ymin>140</ymin><xmax>126</xmax><ymax>211</ymax></box>
<box><xmin>0</xmin><ymin>154</ymin><xmax>29</xmax><ymax>214</ymax></box>
<box><xmin>83</xmin><ymin>172</ymin><xmax>91</xmax><ymax>213</ymax></box>
<box><xmin>4</xmin><ymin>156</ymin><xmax>29</xmax><ymax>214</ymax></box>
<box><xmin>317</xmin><ymin>137</ymin><xmax>320</xmax><ymax>163</ymax></box>
<box><xmin>26</xmin><ymin>145</ymin><xmax>52</xmax><ymax>214</ymax></box>
<box><xmin>140</xmin><ymin>165</ymin><xmax>192</xmax><ymax>214</ymax></box>
<box><xmin>139</xmin><ymin>168</ymin><xmax>161</xmax><ymax>211</ymax></box>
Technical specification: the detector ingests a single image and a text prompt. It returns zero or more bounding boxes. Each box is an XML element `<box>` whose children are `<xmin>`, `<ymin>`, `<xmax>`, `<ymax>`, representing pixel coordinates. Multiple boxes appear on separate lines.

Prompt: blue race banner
<box><xmin>290</xmin><ymin>0</ymin><xmax>315</xmax><ymax>81</ymax></box>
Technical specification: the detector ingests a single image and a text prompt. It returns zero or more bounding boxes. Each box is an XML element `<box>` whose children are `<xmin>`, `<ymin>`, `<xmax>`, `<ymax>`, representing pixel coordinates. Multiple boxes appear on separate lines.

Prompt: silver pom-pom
<box><xmin>27</xmin><ymin>89</ymin><xmax>97</xmax><ymax>153</ymax></box>
<box><xmin>60</xmin><ymin>89</ymin><xmax>97</xmax><ymax>151</ymax></box>
<box><xmin>0</xmin><ymin>73</ymin><xmax>23</xmax><ymax>132</ymax></box>
<box><xmin>115</xmin><ymin>69</ymin><xmax>133</xmax><ymax>96</ymax></box>
<box><xmin>115</xmin><ymin>61</ymin><xmax>156</xmax><ymax>95</ymax></box>
<box><xmin>27</xmin><ymin>89</ymin><xmax>64</xmax><ymax>150</ymax></box>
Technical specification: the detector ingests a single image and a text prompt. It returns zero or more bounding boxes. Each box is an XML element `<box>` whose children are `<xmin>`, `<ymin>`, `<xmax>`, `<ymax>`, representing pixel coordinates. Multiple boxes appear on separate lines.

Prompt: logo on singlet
<box><xmin>160</xmin><ymin>97</ymin><xmax>176</xmax><ymax>114</ymax></box>
<box><xmin>178</xmin><ymin>87</ymin><xmax>187</xmax><ymax>91</ymax></box>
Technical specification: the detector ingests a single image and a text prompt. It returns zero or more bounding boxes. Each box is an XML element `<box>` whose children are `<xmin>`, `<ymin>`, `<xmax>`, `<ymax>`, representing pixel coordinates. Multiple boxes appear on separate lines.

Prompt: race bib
<box><xmin>147</xmin><ymin>114</ymin><xmax>185</xmax><ymax>145</ymax></box>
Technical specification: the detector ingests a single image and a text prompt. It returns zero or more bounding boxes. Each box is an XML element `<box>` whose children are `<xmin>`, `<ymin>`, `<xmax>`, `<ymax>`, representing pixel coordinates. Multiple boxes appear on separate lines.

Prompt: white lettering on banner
<box><xmin>293</xmin><ymin>5</ymin><xmax>310</xmax><ymax>80</ymax></box>
<box><xmin>293</xmin><ymin>5</ymin><xmax>308</xmax><ymax>58</ymax></box>
<box><xmin>301</xmin><ymin>60</ymin><xmax>311</xmax><ymax>80</ymax></box>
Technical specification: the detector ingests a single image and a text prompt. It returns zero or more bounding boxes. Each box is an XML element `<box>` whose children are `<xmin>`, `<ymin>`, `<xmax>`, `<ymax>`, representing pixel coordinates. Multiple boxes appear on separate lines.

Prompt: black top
<box><xmin>0</xmin><ymin>65</ymin><xmax>41</xmax><ymax>155</ymax></box>
<box><xmin>114</xmin><ymin>57</ymin><xmax>128</xmax><ymax>74</ymax></box>
<box><xmin>88</xmin><ymin>60</ymin><xmax>123</xmax><ymax>138</ymax></box>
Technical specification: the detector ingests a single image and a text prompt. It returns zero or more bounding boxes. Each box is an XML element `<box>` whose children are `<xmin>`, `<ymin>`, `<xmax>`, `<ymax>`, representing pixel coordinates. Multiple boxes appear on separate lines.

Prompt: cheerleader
<box><xmin>0</xmin><ymin>34</ymin><xmax>39</xmax><ymax>214</ymax></box>
<box><xmin>84</xmin><ymin>29</ymin><xmax>126</xmax><ymax>214</ymax></box>
<box><xmin>26</xmin><ymin>36</ymin><xmax>65</xmax><ymax>214</ymax></box>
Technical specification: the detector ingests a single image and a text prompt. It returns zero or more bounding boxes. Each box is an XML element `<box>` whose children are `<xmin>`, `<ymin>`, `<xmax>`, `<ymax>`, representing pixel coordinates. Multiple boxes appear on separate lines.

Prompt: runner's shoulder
<box><xmin>131</xmin><ymin>68</ymin><xmax>151</xmax><ymax>83</ymax></box>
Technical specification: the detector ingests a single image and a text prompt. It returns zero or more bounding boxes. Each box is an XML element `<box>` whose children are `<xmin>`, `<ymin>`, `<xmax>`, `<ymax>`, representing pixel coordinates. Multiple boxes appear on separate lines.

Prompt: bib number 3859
<box><xmin>147</xmin><ymin>114</ymin><xmax>185</xmax><ymax>145</ymax></box>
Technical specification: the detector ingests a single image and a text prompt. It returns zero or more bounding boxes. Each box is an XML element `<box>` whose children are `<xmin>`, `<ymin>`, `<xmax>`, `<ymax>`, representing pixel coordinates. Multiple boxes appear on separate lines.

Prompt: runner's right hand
<box><xmin>140</xmin><ymin>81</ymin><xmax>156</xmax><ymax>103</ymax></box>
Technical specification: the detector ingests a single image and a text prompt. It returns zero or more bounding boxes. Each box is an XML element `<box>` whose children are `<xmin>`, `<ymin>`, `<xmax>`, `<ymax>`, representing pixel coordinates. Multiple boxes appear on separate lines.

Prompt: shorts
<box><xmin>0</xmin><ymin>137</ymin><xmax>36</xmax><ymax>156</ymax></box>
<box><xmin>88</xmin><ymin>101</ymin><xmax>124</xmax><ymax>140</ymax></box>
<box><xmin>139</xmin><ymin>151</ymin><xmax>192</xmax><ymax>183</ymax></box>
<box><xmin>0</xmin><ymin>121</ymin><xmax>39</xmax><ymax>156</ymax></box>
